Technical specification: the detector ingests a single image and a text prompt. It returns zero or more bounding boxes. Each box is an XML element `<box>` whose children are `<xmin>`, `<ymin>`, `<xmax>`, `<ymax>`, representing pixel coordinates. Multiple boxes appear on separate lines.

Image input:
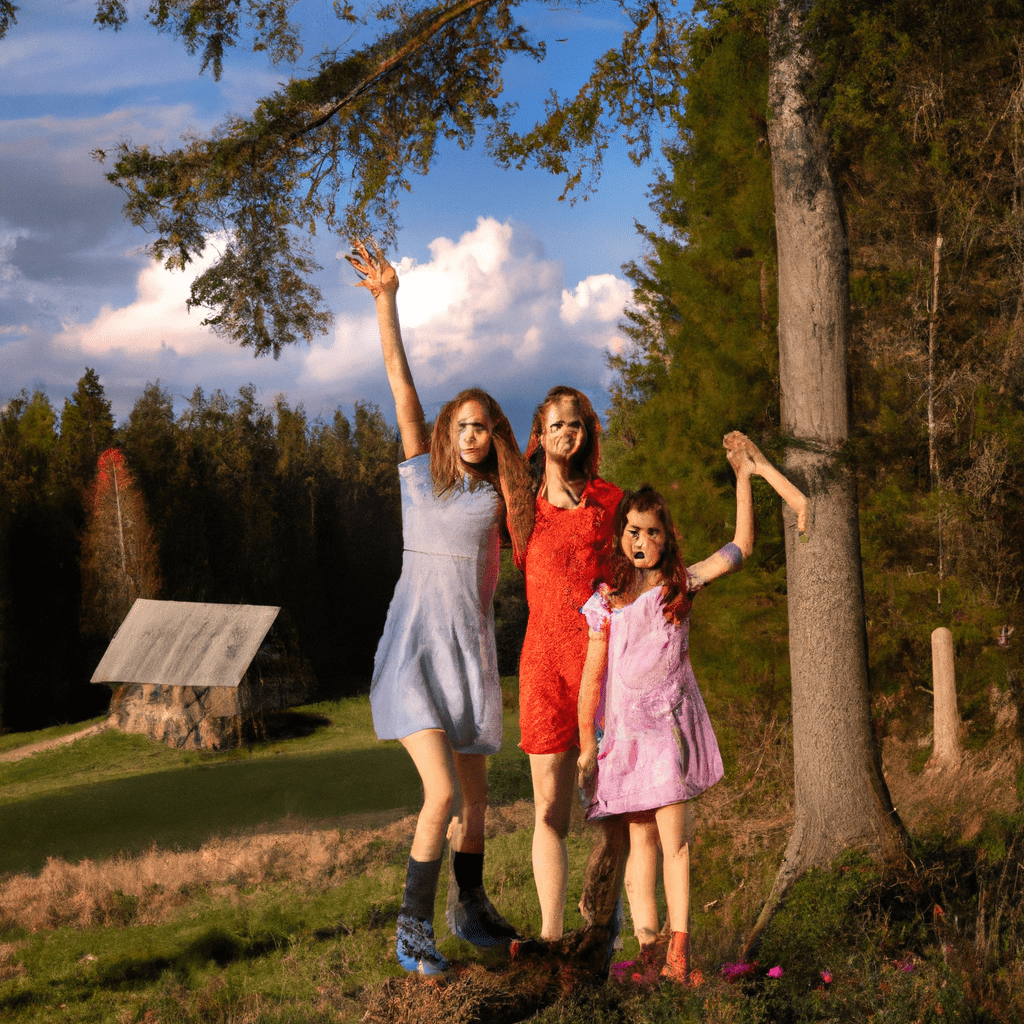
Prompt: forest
<box><xmin>1</xmin><ymin>0</ymin><xmax>1023</xmax><ymax>754</ymax></box>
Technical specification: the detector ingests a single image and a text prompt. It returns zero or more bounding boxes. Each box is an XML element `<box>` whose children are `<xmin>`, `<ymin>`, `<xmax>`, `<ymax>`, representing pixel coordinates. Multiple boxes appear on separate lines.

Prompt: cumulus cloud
<box><xmin>307</xmin><ymin>217</ymin><xmax>633</xmax><ymax>427</ymax></box>
<box><xmin>54</xmin><ymin>251</ymin><xmax>225</xmax><ymax>359</ymax></box>
<box><xmin>9</xmin><ymin>216</ymin><xmax>634</xmax><ymax>432</ymax></box>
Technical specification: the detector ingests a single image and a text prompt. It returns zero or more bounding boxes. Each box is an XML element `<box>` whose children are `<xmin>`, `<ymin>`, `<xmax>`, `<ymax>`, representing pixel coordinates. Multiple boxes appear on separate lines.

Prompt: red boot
<box><xmin>660</xmin><ymin>931</ymin><xmax>690</xmax><ymax>985</ymax></box>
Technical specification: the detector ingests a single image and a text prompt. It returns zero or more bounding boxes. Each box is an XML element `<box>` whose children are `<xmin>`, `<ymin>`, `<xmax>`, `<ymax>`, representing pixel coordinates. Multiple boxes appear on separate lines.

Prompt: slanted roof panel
<box><xmin>91</xmin><ymin>599</ymin><xmax>281</xmax><ymax>688</ymax></box>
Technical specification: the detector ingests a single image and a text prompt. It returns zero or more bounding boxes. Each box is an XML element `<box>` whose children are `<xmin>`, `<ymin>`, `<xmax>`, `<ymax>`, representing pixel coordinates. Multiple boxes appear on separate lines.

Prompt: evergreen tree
<box><xmin>0</xmin><ymin>390</ymin><xmax>91</xmax><ymax>730</ymax></box>
<box><xmin>57</xmin><ymin>369</ymin><xmax>116</xmax><ymax>494</ymax></box>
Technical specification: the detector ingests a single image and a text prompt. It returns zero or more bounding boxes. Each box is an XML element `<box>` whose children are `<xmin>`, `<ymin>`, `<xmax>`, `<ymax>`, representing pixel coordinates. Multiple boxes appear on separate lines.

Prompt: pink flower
<box><xmin>768</xmin><ymin>966</ymin><xmax>784</xmax><ymax>978</ymax></box>
<box><xmin>721</xmin><ymin>962</ymin><xmax>756</xmax><ymax>981</ymax></box>
<box><xmin>821</xmin><ymin>970</ymin><xmax>833</xmax><ymax>984</ymax></box>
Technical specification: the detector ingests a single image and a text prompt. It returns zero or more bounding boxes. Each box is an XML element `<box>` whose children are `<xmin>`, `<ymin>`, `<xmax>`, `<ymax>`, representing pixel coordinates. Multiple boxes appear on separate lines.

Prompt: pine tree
<box><xmin>57</xmin><ymin>369</ymin><xmax>116</xmax><ymax>493</ymax></box>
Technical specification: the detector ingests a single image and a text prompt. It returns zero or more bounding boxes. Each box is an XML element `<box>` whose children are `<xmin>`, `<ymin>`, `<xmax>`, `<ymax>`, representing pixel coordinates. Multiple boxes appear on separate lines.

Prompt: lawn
<box><xmin>0</xmin><ymin>695</ymin><xmax>530</xmax><ymax>877</ymax></box>
<box><xmin>2</xmin><ymin>688</ymin><xmax>1023</xmax><ymax>1024</ymax></box>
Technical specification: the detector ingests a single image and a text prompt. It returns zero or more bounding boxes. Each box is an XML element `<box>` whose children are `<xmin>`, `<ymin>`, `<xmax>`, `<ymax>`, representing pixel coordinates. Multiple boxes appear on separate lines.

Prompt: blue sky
<box><xmin>0</xmin><ymin>1</ymin><xmax>683</xmax><ymax>443</ymax></box>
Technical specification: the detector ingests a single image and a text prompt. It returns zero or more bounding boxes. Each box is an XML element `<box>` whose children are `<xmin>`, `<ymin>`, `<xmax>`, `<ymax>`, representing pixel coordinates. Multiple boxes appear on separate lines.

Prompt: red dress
<box><xmin>518</xmin><ymin>477</ymin><xmax>623</xmax><ymax>754</ymax></box>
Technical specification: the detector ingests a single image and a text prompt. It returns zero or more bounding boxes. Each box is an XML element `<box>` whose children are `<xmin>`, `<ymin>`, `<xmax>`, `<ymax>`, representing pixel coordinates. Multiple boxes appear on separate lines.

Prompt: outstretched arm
<box><xmin>345</xmin><ymin>243</ymin><xmax>429</xmax><ymax>461</ymax></box>
<box><xmin>687</xmin><ymin>432</ymin><xmax>809</xmax><ymax>589</ymax></box>
<box><xmin>686</xmin><ymin>431</ymin><xmax>758</xmax><ymax>590</ymax></box>
<box><xmin>577</xmin><ymin>628</ymin><xmax>609</xmax><ymax>795</ymax></box>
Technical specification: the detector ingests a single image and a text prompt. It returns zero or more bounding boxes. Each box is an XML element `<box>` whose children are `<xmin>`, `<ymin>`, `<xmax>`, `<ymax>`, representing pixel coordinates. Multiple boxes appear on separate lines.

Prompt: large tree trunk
<box><xmin>750</xmin><ymin>0</ymin><xmax>908</xmax><ymax>944</ymax></box>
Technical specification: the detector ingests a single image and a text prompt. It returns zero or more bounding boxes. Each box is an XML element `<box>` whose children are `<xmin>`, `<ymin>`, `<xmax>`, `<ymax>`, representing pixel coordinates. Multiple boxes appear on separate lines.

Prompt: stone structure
<box><xmin>92</xmin><ymin>600</ymin><xmax>314</xmax><ymax>751</ymax></box>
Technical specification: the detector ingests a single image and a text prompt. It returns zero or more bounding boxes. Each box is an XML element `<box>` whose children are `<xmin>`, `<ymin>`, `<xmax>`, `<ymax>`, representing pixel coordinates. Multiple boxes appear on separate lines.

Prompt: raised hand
<box><xmin>723</xmin><ymin>431</ymin><xmax>808</xmax><ymax>536</ymax></box>
<box><xmin>345</xmin><ymin>241</ymin><xmax>398</xmax><ymax>299</ymax></box>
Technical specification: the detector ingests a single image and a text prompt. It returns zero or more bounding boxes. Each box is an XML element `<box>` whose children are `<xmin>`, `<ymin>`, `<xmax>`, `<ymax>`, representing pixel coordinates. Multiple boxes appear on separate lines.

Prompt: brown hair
<box><xmin>524</xmin><ymin>386</ymin><xmax>602</xmax><ymax>482</ymax></box>
<box><xmin>604</xmin><ymin>485</ymin><xmax>691</xmax><ymax>619</ymax></box>
<box><xmin>430</xmin><ymin>387</ymin><xmax>535</xmax><ymax>563</ymax></box>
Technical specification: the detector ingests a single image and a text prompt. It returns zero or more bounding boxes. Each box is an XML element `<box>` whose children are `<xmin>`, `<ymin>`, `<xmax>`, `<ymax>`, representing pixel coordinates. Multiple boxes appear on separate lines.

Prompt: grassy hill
<box><xmin>1</xmin><ymin>687</ymin><xmax>1022</xmax><ymax>1023</ymax></box>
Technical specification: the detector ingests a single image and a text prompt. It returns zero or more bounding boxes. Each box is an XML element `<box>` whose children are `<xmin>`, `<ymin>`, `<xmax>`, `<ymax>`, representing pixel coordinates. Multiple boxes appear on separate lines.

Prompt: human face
<box><xmin>622</xmin><ymin>508</ymin><xmax>666</xmax><ymax>569</ymax></box>
<box><xmin>539</xmin><ymin>397</ymin><xmax>587</xmax><ymax>463</ymax></box>
<box><xmin>456</xmin><ymin>400</ymin><xmax>493</xmax><ymax>464</ymax></box>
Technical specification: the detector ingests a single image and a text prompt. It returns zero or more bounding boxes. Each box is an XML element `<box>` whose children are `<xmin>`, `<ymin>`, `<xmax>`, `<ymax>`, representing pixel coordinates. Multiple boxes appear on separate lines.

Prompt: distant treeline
<box><xmin>0</xmin><ymin>374</ymin><xmax>529</xmax><ymax>733</ymax></box>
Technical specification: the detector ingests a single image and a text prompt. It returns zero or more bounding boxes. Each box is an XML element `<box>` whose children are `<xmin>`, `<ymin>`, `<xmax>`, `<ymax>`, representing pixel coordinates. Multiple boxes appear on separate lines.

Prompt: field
<box><xmin>1</xmin><ymin>682</ymin><xmax>1023</xmax><ymax>1024</ymax></box>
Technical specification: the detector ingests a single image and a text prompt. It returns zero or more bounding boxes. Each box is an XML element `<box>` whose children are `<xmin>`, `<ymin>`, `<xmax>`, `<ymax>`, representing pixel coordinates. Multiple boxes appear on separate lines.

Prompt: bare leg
<box><xmin>446</xmin><ymin>750</ymin><xmax>518</xmax><ymax>947</ymax></box>
<box><xmin>654</xmin><ymin>802</ymin><xmax>691</xmax><ymax>935</ymax></box>
<box><xmin>624</xmin><ymin>814</ymin><xmax>661</xmax><ymax>944</ymax></box>
<box><xmin>449</xmin><ymin>750</ymin><xmax>488</xmax><ymax>853</ymax></box>
<box><xmin>395</xmin><ymin>729</ymin><xmax>456</xmax><ymax>974</ymax></box>
<box><xmin>529</xmin><ymin>749</ymin><xmax>578</xmax><ymax>939</ymax></box>
<box><xmin>400</xmin><ymin>729</ymin><xmax>457</xmax><ymax>862</ymax></box>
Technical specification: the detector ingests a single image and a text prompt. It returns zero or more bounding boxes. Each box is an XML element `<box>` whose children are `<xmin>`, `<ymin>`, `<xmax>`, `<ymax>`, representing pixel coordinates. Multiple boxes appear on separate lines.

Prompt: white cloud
<box><xmin>310</xmin><ymin>217</ymin><xmax>631</xmax><ymax>397</ymax></box>
<box><xmin>4</xmin><ymin>217</ymin><xmax>634</xmax><ymax>433</ymax></box>
<box><xmin>54</xmin><ymin>251</ymin><xmax>224</xmax><ymax>358</ymax></box>
<box><xmin>561</xmin><ymin>273</ymin><xmax>634</xmax><ymax>329</ymax></box>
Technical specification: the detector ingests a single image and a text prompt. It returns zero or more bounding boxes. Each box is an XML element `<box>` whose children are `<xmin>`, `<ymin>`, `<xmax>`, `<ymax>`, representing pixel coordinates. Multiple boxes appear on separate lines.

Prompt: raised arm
<box><xmin>687</xmin><ymin>431</ymin><xmax>809</xmax><ymax>590</ymax></box>
<box><xmin>686</xmin><ymin>431</ymin><xmax>758</xmax><ymax>590</ymax></box>
<box><xmin>345</xmin><ymin>243</ymin><xmax>429</xmax><ymax>461</ymax></box>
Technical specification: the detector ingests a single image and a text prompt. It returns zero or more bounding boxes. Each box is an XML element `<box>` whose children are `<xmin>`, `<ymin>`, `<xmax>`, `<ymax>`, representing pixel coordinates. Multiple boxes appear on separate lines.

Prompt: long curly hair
<box><xmin>524</xmin><ymin>386</ymin><xmax>602</xmax><ymax>484</ymax></box>
<box><xmin>430</xmin><ymin>387</ymin><xmax>535</xmax><ymax>563</ymax></box>
<box><xmin>604</xmin><ymin>486</ymin><xmax>691</xmax><ymax>619</ymax></box>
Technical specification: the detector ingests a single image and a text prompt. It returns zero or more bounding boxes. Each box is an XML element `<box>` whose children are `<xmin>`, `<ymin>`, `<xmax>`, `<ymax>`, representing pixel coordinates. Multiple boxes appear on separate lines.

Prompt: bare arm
<box><xmin>688</xmin><ymin>431</ymin><xmax>809</xmax><ymax>589</ymax></box>
<box><xmin>577</xmin><ymin>628</ymin><xmax>609</xmax><ymax>793</ymax></box>
<box><xmin>345</xmin><ymin>243</ymin><xmax>429</xmax><ymax>461</ymax></box>
<box><xmin>686</xmin><ymin>431</ymin><xmax>757</xmax><ymax>589</ymax></box>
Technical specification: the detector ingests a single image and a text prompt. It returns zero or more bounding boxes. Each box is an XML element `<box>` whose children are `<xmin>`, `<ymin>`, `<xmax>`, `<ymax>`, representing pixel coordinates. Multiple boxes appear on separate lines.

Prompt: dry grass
<box><xmin>882</xmin><ymin>735</ymin><xmax>1022</xmax><ymax>840</ymax></box>
<box><xmin>0</xmin><ymin>803</ymin><xmax>536</xmax><ymax>935</ymax></box>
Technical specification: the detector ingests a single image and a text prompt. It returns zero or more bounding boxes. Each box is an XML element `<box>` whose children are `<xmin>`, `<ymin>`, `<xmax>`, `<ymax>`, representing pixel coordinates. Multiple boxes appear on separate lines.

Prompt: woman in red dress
<box><xmin>518</xmin><ymin>386</ymin><xmax>624</xmax><ymax>940</ymax></box>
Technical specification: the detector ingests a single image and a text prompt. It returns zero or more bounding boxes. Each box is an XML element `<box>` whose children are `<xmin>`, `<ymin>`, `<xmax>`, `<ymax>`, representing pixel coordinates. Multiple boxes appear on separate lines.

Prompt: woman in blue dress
<box><xmin>347</xmin><ymin>244</ymin><xmax>534</xmax><ymax>975</ymax></box>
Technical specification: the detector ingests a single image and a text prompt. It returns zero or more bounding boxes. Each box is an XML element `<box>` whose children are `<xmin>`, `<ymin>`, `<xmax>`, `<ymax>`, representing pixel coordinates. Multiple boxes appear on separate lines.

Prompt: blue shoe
<box><xmin>446</xmin><ymin>886</ymin><xmax>519</xmax><ymax>948</ymax></box>
<box><xmin>396</xmin><ymin>914</ymin><xmax>450</xmax><ymax>975</ymax></box>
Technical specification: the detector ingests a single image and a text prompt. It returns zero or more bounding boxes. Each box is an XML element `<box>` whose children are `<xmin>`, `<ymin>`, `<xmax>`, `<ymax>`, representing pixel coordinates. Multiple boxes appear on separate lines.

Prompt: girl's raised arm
<box><xmin>346</xmin><ymin>243</ymin><xmax>430</xmax><ymax>461</ymax></box>
<box><xmin>686</xmin><ymin>432</ymin><xmax>755</xmax><ymax>589</ymax></box>
<box><xmin>687</xmin><ymin>432</ymin><xmax>809</xmax><ymax>590</ymax></box>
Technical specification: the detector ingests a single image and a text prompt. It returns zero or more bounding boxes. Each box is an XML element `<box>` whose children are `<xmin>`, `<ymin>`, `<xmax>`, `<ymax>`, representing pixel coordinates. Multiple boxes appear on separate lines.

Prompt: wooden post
<box><xmin>930</xmin><ymin>627</ymin><xmax>961</xmax><ymax>769</ymax></box>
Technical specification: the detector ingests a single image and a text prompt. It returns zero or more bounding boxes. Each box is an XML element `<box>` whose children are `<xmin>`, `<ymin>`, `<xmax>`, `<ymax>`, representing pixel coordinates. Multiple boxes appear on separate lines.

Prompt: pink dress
<box><xmin>580</xmin><ymin>585</ymin><xmax>724</xmax><ymax>819</ymax></box>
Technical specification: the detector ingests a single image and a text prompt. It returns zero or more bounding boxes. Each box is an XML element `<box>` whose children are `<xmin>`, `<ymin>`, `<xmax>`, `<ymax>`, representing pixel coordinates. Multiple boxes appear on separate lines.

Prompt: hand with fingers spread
<box><xmin>345</xmin><ymin>241</ymin><xmax>398</xmax><ymax>299</ymax></box>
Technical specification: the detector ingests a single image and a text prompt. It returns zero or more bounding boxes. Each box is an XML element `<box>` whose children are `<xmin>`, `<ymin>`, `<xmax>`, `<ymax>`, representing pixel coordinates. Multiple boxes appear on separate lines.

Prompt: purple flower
<box><xmin>721</xmin><ymin>961</ymin><xmax>756</xmax><ymax>981</ymax></box>
<box><xmin>821</xmin><ymin>970</ymin><xmax>833</xmax><ymax>984</ymax></box>
<box><xmin>768</xmin><ymin>965</ymin><xmax>784</xmax><ymax>978</ymax></box>
<box><xmin>896</xmin><ymin>957</ymin><xmax>915</xmax><ymax>973</ymax></box>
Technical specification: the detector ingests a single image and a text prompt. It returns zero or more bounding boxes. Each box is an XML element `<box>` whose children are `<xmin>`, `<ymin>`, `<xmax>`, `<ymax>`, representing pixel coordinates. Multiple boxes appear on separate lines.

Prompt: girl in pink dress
<box><xmin>576</xmin><ymin>434</ymin><xmax>802</xmax><ymax>986</ymax></box>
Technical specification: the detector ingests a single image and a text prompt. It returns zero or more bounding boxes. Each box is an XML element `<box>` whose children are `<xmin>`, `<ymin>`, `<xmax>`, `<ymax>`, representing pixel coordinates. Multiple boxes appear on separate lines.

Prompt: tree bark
<box><xmin>749</xmin><ymin>0</ymin><xmax>908</xmax><ymax>946</ymax></box>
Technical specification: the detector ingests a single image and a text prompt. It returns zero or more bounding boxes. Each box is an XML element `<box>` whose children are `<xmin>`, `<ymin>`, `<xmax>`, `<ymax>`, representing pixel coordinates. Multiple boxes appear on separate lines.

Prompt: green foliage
<box><xmin>91</xmin><ymin>0</ymin><xmax>302</xmax><ymax>77</ymax></box>
<box><xmin>606</xmin><ymin>0</ymin><xmax>779</xmax><ymax>563</ymax></box>
<box><xmin>57</xmin><ymin>368</ymin><xmax>115</xmax><ymax>492</ymax></box>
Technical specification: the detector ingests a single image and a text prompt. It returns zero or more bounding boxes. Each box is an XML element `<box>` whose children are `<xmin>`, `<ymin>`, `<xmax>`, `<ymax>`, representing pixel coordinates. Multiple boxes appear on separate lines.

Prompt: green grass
<box><xmin>3</xmin><ymin>682</ymin><xmax>1024</xmax><ymax>1024</ymax></box>
<box><xmin>0</xmin><ymin>693</ymin><xmax>530</xmax><ymax>877</ymax></box>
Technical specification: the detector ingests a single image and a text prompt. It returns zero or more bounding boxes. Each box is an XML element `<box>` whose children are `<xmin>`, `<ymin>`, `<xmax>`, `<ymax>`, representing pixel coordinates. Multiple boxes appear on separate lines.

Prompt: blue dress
<box><xmin>370</xmin><ymin>453</ymin><xmax>504</xmax><ymax>754</ymax></box>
